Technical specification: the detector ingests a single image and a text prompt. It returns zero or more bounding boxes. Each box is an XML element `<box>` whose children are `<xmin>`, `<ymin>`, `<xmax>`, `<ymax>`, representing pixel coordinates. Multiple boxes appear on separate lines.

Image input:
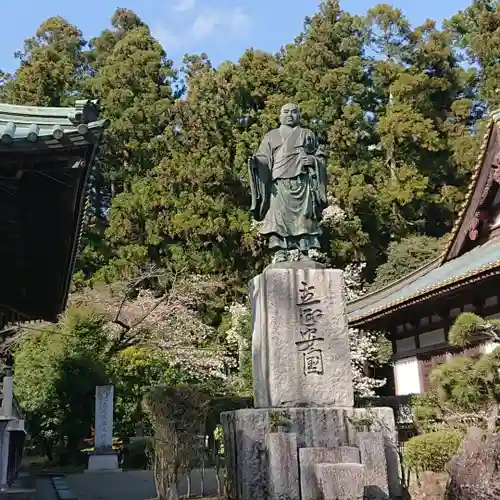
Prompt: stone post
<box><xmin>86</xmin><ymin>385</ymin><xmax>120</xmax><ymax>473</ymax></box>
<box><xmin>1</xmin><ymin>371</ymin><xmax>13</xmax><ymax>418</ymax></box>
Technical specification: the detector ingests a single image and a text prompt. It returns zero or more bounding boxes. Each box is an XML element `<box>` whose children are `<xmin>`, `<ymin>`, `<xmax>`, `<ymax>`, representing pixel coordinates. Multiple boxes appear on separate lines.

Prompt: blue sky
<box><xmin>1</xmin><ymin>0</ymin><xmax>473</xmax><ymax>73</ymax></box>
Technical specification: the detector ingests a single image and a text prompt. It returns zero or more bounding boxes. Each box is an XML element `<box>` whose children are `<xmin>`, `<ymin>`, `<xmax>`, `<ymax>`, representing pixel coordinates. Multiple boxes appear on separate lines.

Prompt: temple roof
<box><xmin>348</xmin><ymin>108</ymin><xmax>500</xmax><ymax>328</ymax></box>
<box><xmin>347</xmin><ymin>237</ymin><xmax>500</xmax><ymax>325</ymax></box>
<box><xmin>0</xmin><ymin>99</ymin><xmax>107</xmax><ymax>150</ymax></box>
<box><xmin>0</xmin><ymin>99</ymin><xmax>107</xmax><ymax>325</ymax></box>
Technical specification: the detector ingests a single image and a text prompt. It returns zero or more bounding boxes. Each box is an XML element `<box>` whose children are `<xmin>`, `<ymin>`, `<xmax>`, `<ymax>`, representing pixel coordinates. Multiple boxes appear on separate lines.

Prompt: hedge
<box><xmin>404</xmin><ymin>430</ymin><xmax>463</xmax><ymax>473</ymax></box>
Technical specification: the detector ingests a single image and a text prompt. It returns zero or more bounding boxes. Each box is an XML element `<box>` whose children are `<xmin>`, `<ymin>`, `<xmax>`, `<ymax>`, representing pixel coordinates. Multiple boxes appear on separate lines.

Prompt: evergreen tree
<box><xmin>3</xmin><ymin>17</ymin><xmax>86</xmax><ymax>106</ymax></box>
<box><xmin>76</xmin><ymin>9</ymin><xmax>177</xmax><ymax>278</ymax></box>
<box><xmin>445</xmin><ymin>0</ymin><xmax>500</xmax><ymax>108</ymax></box>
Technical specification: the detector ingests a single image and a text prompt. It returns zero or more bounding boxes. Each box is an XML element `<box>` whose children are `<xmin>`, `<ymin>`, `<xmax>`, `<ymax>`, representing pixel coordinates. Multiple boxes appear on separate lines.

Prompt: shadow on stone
<box><xmin>365</xmin><ymin>484</ymin><xmax>390</xmax><ymax>500</ymax></box>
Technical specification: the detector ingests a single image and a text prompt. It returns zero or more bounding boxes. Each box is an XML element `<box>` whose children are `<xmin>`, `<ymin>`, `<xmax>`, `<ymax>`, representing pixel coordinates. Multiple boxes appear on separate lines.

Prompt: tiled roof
<box><xmin>0</xmin><ymin>99</ymin><xmax>108</xmax><ymax>148</ymax></box>
<box><xmin>348</xmin><ymin>237</ymin><xmax>500</xmax><ymax>324</ymax></box>
<box><xmin>0</xmin><ymin>99</ymin><xmax>106</xmax><ymax>323</ymax></box>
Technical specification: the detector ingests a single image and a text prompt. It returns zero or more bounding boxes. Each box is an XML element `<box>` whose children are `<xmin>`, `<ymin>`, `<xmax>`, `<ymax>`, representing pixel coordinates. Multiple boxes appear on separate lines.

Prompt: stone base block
<box><xmin>300</xmin><ymin>447</ymin><xmax>361</xmax><ymax>500</ymax></box>
<box><xmin>85</xmin><ymin>453</ymin><xmax>121</xmax><ymax>473</ymax></box>
<box><xmin>315</xmin><ymin>463</ymin><xmax>365</xmax><ymax>500</ymax></box>
<box><xmin>221</xmin><ymin>406</ymin><xmax>401</xmax><ymax>500</ymax></box>
<box><xmin>266</xmin><ymin>432</ymin><xmax>300</xmax><ymax>500</ymax></box>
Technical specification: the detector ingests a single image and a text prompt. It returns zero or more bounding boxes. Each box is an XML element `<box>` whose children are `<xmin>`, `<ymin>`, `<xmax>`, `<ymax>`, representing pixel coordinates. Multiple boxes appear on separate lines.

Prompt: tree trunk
<box><xmin>487</xmin><ymin>404</ymin><xmax>499</xmax><ymax>432</ymax></box>
<box><xmin>215</xmin><ymin>451</ymin><xmax>222</xmax><ymax>498</ymax></box>
<box><xmin>186</xmin><ymin>472</ymin><xmax>191</xmax><ymax>498</ymax></box>
<box><xmin>200</xmin><ymin>456</ymin><xmax>205</xmax><ymax>497</ymax></box>
<box><xmin>43</xmin><ymin>441</ymin><xmax>53</xmax><ymax>462</ymax></box>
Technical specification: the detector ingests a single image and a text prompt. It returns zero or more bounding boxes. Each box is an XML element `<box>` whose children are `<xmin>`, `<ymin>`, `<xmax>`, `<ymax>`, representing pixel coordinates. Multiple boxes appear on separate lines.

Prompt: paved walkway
<box><xmin>65</xmin><ymin>469</ymin><xmax>220</xmax><ymax>500</ymax></box>
<box><xmin>36</xmin><ymin>477</ymin><xmax>58</xmax><ymax>500</ymax></box>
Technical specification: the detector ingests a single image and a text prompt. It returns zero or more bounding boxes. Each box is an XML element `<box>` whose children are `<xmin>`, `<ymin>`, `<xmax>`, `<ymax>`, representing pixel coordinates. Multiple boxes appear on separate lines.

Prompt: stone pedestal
<box><xmin>86</xmin><ymin>451</ymin><xmax>120</xmax><ymax>473</ymax></box>
<box><xmin>221</xmin><ymin>407</ymin><xmax>399</xmax><ymax>500</ymax></box>
<box><xmin>223</xmin><ymin>262</ymin><xmax>402</xmax><ymax>499</ymax></box>
<box><xmin>251</xmin><ymin>263</ymin><xmax>353</xmax><ymax>408</ymax></box>
<box><xmin>86</xmin><ymin>385</ymin><xmax>121</xmax><ymax>473</ymax></box>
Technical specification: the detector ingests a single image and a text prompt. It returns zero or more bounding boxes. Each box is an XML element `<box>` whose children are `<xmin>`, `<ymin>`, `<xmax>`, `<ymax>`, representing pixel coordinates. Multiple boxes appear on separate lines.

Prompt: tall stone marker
<box><xmin>86</xmin><ymin>385</ymin><xmax>121</xmax><ymax>473</ymax></box>
<box><xmin>95</xmin><ymin>385</ymin><xmax>113</xmax><ymax>450</ymax></box>
<box><xmin>252</xmin><ymin>262</ymin><xmax>354</xmax><ymax>408</ymax></box>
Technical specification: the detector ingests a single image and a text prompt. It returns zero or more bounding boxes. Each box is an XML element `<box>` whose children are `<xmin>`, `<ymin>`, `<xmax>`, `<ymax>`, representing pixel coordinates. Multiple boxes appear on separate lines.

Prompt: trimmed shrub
<box><xmin>405</xmin><ymin>430</ymin><xmax>463</xmax><ymax>473</ymax></box>
<box><xmin>122</xmin><ymin>438</ymin><xmax>152</xmax><ymax>470</ymax></box>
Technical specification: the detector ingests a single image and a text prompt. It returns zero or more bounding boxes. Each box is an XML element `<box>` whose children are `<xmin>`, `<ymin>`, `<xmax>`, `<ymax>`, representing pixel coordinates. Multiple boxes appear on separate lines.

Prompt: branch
<box><xmin>113</xmin><ymin>264</ymin><xmax>168</xmax><ymax>327</ymax></box>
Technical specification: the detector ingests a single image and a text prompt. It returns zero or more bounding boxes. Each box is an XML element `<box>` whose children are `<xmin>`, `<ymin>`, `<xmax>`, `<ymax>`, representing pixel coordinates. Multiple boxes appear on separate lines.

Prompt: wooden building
<box><xmin>347</xmin><ymin>109</ymin><xmax>500</xmax><ymax>397</ymax></box>
<box><xmin>0</xmin><ymin>99</ymin><xmax>106</xmax><ymax>488</ymax></box>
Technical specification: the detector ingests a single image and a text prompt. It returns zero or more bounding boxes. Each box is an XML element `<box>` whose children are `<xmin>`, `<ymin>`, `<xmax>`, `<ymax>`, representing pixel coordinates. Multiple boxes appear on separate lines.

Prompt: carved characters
<box><xmin>296</xmin><ymin>280</ymin><xmax>324</xmax><ymax>375</ymax></box>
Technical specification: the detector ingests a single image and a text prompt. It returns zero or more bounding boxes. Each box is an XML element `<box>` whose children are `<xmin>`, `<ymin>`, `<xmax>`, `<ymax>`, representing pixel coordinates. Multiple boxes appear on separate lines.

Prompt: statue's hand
<box><xmin>303</xmin><ymin>155</ymin><xmax>315</xmax><ymax>167</ymax></box>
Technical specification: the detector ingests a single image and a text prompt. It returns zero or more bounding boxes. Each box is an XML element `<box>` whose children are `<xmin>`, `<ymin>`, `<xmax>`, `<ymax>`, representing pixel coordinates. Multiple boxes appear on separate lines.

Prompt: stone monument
<box><xmin>221</xmin><ymin>104</ymin><xmax>401</xmax><ymax>500</ymax></box>
<box><xmin>86</xmin><ymin>385</ymin><xmax>121</xmax><ymax>472</ymax></box>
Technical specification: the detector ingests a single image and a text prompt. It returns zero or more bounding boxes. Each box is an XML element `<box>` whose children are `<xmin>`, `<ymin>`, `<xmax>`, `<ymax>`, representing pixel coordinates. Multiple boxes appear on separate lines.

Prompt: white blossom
<box><xmin>226</xmin><ymin>303</ymin><xmax>251</xmax><ymax>350</ymax></box>
<box><xmin>321</xmin><ymin>197</ymin><xmax>345</xmax><ymax>228</ymax></box>
<box><xmin>344</xmin><ymin>262</ymin><xmax>367</xmax><ymax>301</ymax></box>
<box><xmin>350</xmin><ymin>327</ymin><xmax>387</xmax><ymax>397</ymax></box>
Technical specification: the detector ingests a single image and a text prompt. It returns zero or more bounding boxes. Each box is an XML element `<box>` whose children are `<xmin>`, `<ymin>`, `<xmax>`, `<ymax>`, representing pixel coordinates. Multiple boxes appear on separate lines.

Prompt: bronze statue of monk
<box><xmin>249</xmin><ymin>103</ymin><xmax>328</xmax><ymax>263</ymax></box>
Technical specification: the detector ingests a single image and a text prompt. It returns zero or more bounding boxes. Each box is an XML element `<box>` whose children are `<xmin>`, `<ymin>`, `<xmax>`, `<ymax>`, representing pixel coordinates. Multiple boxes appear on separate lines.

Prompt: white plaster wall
<box><xmin>483</xmin><ymin>341</ymin><xmax>500</xmax><ymax>354</ymax></box>
<box><xmin>394</xmin><ymin>357</ymin><xmax>421</xmax><ymax>396</ymax></box>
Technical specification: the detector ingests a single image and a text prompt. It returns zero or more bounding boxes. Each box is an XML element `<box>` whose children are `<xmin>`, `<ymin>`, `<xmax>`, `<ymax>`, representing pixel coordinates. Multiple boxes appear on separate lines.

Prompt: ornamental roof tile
<box><xmin>0</xmin><ymin>99</ymin><xmax>108</xmax><ymax>148</ymax></box>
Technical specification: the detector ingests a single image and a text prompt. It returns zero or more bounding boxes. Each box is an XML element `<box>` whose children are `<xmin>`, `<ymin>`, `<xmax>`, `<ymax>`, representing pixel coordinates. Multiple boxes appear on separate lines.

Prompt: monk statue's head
<box><xmin>279</xmin><ymin>103</ymin><xmax>301</xmax><ymax>127</ymax></box>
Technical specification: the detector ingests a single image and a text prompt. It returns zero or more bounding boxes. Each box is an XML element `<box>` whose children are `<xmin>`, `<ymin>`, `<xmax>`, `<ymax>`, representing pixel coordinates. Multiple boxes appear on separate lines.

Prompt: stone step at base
<box><xmin>51</xmin><ymin>476</ymin><xmax>77</xmax><ymax>500</ymax></box>
<box><xmin>315</xmin><ymin>463</ymin><xmax>365</xmax><ymax>500</ymax></box>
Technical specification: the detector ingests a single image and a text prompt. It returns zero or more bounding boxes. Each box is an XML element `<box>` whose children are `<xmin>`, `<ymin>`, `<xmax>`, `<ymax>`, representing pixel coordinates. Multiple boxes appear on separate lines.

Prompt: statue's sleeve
<box><xmin>314</xmin><ymin>140</ymin><xmax>328</xmax><ymax>212</ymax></box>
<box><xmin>249</xmin><ymin>134</ymin><xmax>272</xmax><ymax>221</ymax></box>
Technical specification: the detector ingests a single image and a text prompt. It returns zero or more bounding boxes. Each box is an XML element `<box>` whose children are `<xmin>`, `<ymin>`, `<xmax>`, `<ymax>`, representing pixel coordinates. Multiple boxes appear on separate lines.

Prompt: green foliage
<box><xmin>369</xmin><ymin>235</ymin><xmax>446</xmax><ymax>290</ymax></box>
<box><xmin>14</xmin><ymin>303</ymin><xmax>211</xmax><ymax>460</ymax></box>
<box><xmin>449</xmin><ymin>312</ymin><xmax>487</xmax><ymax>346</ymax></box>
<box><xmin>348</xmin><ymin>408</ymin><xmax>376</xmax><ymax>432</ymax></box>
<box><xmin>108</xmin><ymin>346</ymin><xmax>171</xmax><ymax>437</ymax></box>
<box><xmin>268</xmin><ymin>410</ymin><xmax>291</xmax><ymax>431</ymax></box>
<box><xmin>122</xmin><ymin>438</ymin><xmax>152</xmax><ymax>470</ymax></box>
<box><xmin>413</xmin><ymin>348</ymin><xmax>500</xmax><ymax>432</ymax></box>
<box><xmin>375</xmin><ymin>335</ymin><xmax>393</xmax><ymax>364</ymax></box>
<box><xmin>8</xmin><ymin>0</ymin><xmax>500</xmax><ymax>459</ymax></box>
<box><xmin>412</xmin><ymin>391</ymin><xmax>443</xmax><ymax>433</ymax></box>
<box><xmin>404</xmin><ymin>430</ymin><xmax>463</xmax><ymax>473</ymax></box>
<box><xmin>14</xmin><ymin>306</ymin><xmax>108</xmax><ymax>457</ymax></box>
<box><xmin>2</xmin><ymin>17</ymin><xmax>87</xmax><ymax>106</ymax></box>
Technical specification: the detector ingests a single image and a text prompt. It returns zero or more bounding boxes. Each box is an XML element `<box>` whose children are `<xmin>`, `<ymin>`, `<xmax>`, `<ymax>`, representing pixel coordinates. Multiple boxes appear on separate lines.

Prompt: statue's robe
<box><xmin>249</xmin><ymin>125</ymin><xmax>327</xmax><ymax>250</ymax></box>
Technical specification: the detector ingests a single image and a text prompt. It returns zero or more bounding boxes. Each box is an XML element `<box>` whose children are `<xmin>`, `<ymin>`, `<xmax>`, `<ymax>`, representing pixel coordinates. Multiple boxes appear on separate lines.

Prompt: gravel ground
<box><xmin>65</xmin><ymin>469</ymin><xmax>221</xmax><ymax>500</ymax></box>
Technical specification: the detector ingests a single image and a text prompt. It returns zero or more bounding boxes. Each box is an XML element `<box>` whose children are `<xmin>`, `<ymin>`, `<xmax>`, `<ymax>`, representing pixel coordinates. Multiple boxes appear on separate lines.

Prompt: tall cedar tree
<box><xmin>3</xmin><ymin>17</ymin><xmax>86</xmax><ymax>106</ymax></box>
<box><xmin>79</xmin><ymin>9</ymin><xmax>177</xmax><ymax>279</ymax></box>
